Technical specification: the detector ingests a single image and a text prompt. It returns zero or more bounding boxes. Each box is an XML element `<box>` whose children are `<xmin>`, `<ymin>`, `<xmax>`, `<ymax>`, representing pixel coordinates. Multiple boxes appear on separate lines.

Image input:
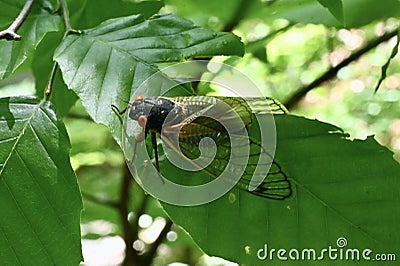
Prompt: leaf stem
<box><xmin>284</xmin><ymin>28</ymin><xmax>399</xmax><ymax>109</ymax></box>
<box><xmin>45</xmin><ymin>62</ymin><xmax>58</xmax><ymax>98</ymax></box>
<box><xmin>0</xmin><ymin>0</ymin><xmax>35</xmax><ymax>41</ymax></box>
<box><xmin>59</xmin><ymin>0</ymin><xmax>74</xmax><ymax>34</ymax></box>
<box><xmin>46</xmin><ymin>0</ymin><xmax>78</xmax><ymax>97</ymax></box>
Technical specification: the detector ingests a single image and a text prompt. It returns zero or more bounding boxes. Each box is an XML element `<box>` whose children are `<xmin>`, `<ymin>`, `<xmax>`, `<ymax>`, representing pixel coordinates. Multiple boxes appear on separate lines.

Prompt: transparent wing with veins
<box><xmin>160</xmin><ymin>97</ymin><xmax>291</xmax><ymax>200</ymax></box>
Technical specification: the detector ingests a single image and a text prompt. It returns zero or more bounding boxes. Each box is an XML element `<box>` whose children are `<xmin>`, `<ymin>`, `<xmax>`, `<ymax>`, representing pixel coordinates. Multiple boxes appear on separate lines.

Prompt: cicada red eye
<box><xmin>138</xmin><ymin>115</ymin><xmax>147</xmax><ymax>128</ymax></box>
<box><xmin>135</xmin><ymin>96</ymin><xmax>144</xmax><ymax>102</ymax></box>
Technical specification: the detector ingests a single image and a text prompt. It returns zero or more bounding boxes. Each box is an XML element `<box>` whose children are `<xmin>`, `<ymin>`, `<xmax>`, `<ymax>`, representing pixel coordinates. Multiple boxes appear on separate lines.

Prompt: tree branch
<box><xmin>142</xmin><ymin>219</ymin><xmax>174</xmax><ymax>265</ymax></box>
<box><xmin>81</xmin><ymin>192</ymin><xmax>120</xmax><ymax>209</ymax></box>
<box><xmin>0</xmin><ymin>0</ymin><xmax>35</xmax><ymax>41</ymax></box>
<box><xmin>119</xmin><ymin>164</ymin><xmax>140</xmax><ymax>265</ymax></box>
<box><xmin>223</xmin><ymin>0</ymin><xmax>249</xmax><ymax>32</ymax></box>
<box><xmin>284</xmin><ymin>28</ymin><xmax>399</xmax><ymax>109</ymax></box>
<box><xmin>131</xmin><ymin>193</ymin><xmax>150</xmax><ymax>240</ymax></box>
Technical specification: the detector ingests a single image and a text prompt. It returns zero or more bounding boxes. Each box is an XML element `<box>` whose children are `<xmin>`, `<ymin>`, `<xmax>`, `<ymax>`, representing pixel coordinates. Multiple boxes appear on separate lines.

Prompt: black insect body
<box><xmin>129</xmin><ymin>96</ymin><xmax>183</xmax><ymax>134</ymax></box>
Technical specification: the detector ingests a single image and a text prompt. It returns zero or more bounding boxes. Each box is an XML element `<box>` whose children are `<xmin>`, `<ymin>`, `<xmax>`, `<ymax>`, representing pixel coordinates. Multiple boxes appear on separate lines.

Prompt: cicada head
<box><xmin>129</xmin><ymin>96</ymin><xmax>151</xmax><ymax>120</ymax></box>
<box><xmin>129</xmin><ymin>96</ymin><xmax>181</xmax><ymax>132</ymax></box>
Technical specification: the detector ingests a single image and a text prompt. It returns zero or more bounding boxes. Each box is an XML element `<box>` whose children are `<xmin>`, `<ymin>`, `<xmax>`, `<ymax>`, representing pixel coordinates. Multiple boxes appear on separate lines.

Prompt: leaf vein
<box><xmin>95</xmin><ymin>46</ymin><xmax>113</xmax><ymax>117</ymax></box>
<box><xmin>0</xmin><ymin>99</ymin><xmax>43</xmax><ymax>180</ymax></box>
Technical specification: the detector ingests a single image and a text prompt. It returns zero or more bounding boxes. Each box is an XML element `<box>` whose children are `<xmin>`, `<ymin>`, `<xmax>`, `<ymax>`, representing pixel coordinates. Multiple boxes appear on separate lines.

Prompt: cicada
<box><xmin>114</xmin><ymin>96</ymin><xmax>291</xmax><ymax>200</ymax></box>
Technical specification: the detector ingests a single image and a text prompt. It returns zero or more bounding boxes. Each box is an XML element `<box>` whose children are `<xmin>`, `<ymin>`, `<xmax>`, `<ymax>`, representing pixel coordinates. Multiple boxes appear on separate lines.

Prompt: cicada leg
<box><xmin>111</xmin><ymin>104</ymin><xmax>132</xmax><ymax>115</ymax></box>
<box><xmin>151</xmin><ymin>132</ymin><xmax>165</xmax><ymax>184</ymax></box>
<box><xmin>151</xmin><ymin>132</ymin><xmax>160</xmax><ymax>172</ymax></box>
<box><xmin>132</xmin><ymin>130</ymin><xmax>165</xmax><ymax>184</ymax></box>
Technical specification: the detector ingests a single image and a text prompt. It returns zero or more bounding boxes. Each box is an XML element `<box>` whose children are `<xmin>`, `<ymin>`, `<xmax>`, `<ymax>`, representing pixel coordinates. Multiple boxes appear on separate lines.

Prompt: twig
<box><xmin>0</xmin><ymin>0</ymin><xmax>35</xmax><ymax>41</ymax></box>
<box><xmin>284</xmin><ymin>28</ymin><xmax>399</xmax><ymax>109</ymax></box>
<box><xmin>374</xmin><ymin>31</ymin><xmax>399</xmax><ymax>93</ymax></box>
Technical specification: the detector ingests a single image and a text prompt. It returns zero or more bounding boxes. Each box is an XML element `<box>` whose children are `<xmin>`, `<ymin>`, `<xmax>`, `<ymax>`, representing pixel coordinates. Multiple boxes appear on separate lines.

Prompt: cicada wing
<box><xmin>234</xmin><ymin>136</ymin><xmax>292</xmax><ymax>199</ymax></box>
<box><xmin>160</xmin><ymin>96</ymin><xmax>291</xmax><ymax>199</ymax></box>
<box><xmin>237</xmin><ymin>97</ymin><xmax>288</xmax><ymax>114</ymax></box>
<box><xmin>168</xmin><ymin>97</ymin><xmax>253</xmax><ymax>132</ymax></box>
<box><xmin>170</xmin><ymin>96</ymin><xmax>287</xmax><ymax>128</ymax></box>
<box><xmin>162</xmin><ymin>120</ymin><xmax>292</xmax><ymax>200</ymax></box>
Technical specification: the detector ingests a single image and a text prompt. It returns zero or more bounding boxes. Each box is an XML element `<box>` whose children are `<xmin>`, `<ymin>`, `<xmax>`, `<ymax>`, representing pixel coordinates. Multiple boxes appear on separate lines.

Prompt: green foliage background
<box><xmin>0</xmin><ymin>0</ymin><xmax>399</xmax><ymax>265</ymax></box>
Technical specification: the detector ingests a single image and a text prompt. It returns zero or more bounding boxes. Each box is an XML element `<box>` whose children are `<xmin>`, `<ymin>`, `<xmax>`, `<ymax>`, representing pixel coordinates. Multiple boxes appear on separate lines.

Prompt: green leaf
<box><xmin>68</xmin><ymin>0</ymin><xmax>164</xmax><ymax>29</ymax></box>
<box><xmin>257</xmin><ymin>0</ymin><xmax>400</xmax><ymax>28</ymax></box>
<box><xmin>164</xmin><ymin>0</ymin><xmax>246</xmax><ymax>30</ymax></box>
<box><xmin>168</xmin><ymin>0</ymin><xmax>400</xmax><ymax>29</ymax></box>
<box><xmin>317</xmin><ymin>0</ymin><xmax>344</xmax><ymax>25</ymax></box>
<box><xmin>54</xmin><ymin>13</ymin><xmax>244</xmax><ymax>144</ymax></box>
<box><xmin>161</xmin><ymin>115</ymin><xmax>400</xmax><ymax>265</ymax></box>
<box><xmin>0</xmin><ymin>96</ymin><xmax>83</xmax><ymax>264</ymax></box>
<box><xmin>0</xmin><ymin>0</ymin><xmax>61</xmax><ymax>80</ymax></box>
